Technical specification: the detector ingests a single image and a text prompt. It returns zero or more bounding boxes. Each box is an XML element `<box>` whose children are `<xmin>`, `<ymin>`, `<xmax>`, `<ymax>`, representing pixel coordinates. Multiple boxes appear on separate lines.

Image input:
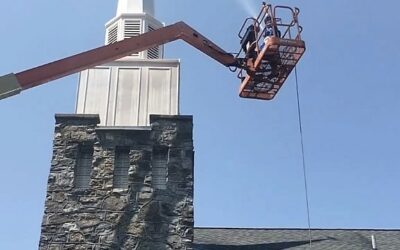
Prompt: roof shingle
<box><xmin>193</xmin><ymin>228</ymin><xmax>400</xmax><ymax>249</ymax></box>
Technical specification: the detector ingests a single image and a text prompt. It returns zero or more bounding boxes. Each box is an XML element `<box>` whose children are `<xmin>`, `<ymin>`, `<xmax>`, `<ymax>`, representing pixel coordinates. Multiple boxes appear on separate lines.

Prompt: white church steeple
<box><xmin>75</xmin><ymin>0</ymin><xmax>180</xmax><ymax>127</ymax></box>
<box><xmin>105</xmin><ymin>0</ymin><xmax>163</xmax><ymax>59</ymax></box>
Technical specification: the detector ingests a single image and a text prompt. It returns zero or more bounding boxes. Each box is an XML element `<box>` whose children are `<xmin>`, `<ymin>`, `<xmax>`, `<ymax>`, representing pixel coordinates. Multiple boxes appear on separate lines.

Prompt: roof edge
<box><xmin>194</xmin><ymin>227</ymin><xmax>400</xmax><ymax>232</ymax></box>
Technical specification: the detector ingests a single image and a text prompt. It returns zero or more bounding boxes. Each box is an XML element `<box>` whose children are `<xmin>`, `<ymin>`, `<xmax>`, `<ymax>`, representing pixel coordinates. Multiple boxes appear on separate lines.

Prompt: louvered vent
<box><xmin>113</xmin><ymin>148</ymin><xmax>130</xmax><ymax>189</ymax></box>
<box><xmin>74</xmin><ymin>146</ymin><xmax>93</xmax><ymax>189</ymax></box>
<box><xmin>147</xmin><ymin>26</ymin><xmax>160</xmax><ymax>59</ymax></box>
<box><xmin>152</xmin><ymin>149</ymin><xmax>168</xmax><ymax>190</ymax></box>
<box><xmin>124</xmin><ymin>20</ymin><xmax>141</xmax><ymax>38</ymax></box>
<box><xmin>125</xmin><ymin>20</ymin><xmax>141</xmax><ymax>57</ymax></box>
<box><xmin>107</xmin><ymin>24</ymin><xmax>118</xmax><ymax>45</ymax></box>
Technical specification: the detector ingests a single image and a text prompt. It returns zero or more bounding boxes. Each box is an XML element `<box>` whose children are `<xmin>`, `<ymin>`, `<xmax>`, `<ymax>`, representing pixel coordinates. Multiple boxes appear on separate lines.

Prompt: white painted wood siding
<box><xmin>76</xmin><ymin>60</ymin><xmax>180</xmax><ymax>126</ymax></box>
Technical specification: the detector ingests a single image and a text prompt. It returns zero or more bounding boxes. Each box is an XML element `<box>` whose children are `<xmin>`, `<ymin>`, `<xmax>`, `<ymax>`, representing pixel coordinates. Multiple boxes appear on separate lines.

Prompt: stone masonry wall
<box><xmin>39</xmin><ymin>114</ymin><xmax>194</xmax><ymax>250</ymax></box>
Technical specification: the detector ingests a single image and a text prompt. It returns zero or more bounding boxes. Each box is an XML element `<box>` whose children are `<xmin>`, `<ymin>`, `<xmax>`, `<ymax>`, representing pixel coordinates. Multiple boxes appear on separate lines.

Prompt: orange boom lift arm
<box><xmin>0</xmin><ymin>2</ymin><xmax>305</xmax><ymax>101</ymax></box>
<box><xmin>0</xmin><ymin>22</ymin><xmax>238</xmax><ymax>100</ymax></box>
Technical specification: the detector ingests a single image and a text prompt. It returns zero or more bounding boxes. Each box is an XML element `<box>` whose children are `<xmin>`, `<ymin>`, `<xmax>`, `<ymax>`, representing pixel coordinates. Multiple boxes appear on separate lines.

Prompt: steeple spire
<box><xmin>116</xmin><ymin>0</ymin><xmax>155</xmax><ymax>16</ymax></box>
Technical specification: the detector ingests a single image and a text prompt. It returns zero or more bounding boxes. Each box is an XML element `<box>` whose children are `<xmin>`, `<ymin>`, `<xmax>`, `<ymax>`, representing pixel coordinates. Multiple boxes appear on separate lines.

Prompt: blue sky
<box><xmin>0</xmin><ymin>0</ymin><xmax>400</xmax><ymax>249</ymax></box>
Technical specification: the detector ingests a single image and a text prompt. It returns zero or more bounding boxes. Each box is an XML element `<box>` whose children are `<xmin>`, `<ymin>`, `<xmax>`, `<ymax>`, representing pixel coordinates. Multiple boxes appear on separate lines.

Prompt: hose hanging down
<box><xmin>294</xmin><ymin>67</ymin><xmax>312</xmax><ymax>248</ymax></box>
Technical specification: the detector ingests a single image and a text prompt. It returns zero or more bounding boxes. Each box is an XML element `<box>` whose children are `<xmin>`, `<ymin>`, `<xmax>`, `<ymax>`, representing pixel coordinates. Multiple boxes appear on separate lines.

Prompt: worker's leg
<box><xmin>268</xmin><ymin>53</ymin><xmax>281</xmax><ymax>79</ymax></box>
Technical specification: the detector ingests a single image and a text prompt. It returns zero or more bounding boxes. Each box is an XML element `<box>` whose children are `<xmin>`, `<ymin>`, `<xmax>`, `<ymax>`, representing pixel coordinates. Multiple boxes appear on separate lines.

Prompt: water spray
<box><xmin>235</xmin><ymin>0</ymin><xmax>259</xmax><ymax>18</ymax></box>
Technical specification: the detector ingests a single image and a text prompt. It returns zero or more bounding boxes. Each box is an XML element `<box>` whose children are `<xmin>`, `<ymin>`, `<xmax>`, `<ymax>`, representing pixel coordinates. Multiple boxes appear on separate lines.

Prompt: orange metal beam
<box><xmin>0</xmin><ymin>22</ymin><xmax>237</xmax><ymax>100</ymax></box>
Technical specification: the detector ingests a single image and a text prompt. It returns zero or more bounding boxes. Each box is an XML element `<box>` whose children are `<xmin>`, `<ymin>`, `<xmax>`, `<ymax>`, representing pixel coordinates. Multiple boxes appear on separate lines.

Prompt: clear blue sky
<box><xmin>0</xmin><ymin>0</ymin><xmax>400</xmax><ymax>249</ymax></box>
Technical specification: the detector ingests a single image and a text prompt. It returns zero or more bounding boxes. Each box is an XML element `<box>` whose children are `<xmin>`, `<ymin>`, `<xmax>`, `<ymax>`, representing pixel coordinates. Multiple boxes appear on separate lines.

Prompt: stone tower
<box><xmin>39</xmin><ymin>1</ymin><xmax>194</xmax><ymax>249</ymax></box>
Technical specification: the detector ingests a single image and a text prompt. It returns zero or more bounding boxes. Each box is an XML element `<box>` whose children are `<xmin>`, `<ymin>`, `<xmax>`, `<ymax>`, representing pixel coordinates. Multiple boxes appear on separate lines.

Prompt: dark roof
<box><xmin>193</xmin><ymin>228</ymin><xmax>400</xmax><ymax>250</ymax></box>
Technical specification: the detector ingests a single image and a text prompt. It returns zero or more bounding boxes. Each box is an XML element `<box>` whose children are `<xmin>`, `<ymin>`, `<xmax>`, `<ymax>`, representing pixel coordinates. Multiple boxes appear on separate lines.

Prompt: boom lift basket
<box><xmin>236</xmin><ymin>3</ymin><xmax>306</xmax><ymax>100</ymax></box>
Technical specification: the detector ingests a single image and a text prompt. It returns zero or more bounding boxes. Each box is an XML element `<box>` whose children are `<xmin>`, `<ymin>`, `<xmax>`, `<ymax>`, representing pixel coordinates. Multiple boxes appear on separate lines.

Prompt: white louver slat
<box><xmin>147</xmin><ymin>26</ymin><xmax>160</xmax><ymax>59</ymax></box>
<box><xmin>107</xmin><ymin>24</ymin><xmax>118</xmax><ymax>45</ymax></box>
<box><xmin>125</xmin><ymin>20</ymin><xmax>141</xmax><ymax>57</ymax></box>
<box><xmin>124</xmin><ymin>20</ymin><xmax>141</xmax><ymax>38</ymax></box>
